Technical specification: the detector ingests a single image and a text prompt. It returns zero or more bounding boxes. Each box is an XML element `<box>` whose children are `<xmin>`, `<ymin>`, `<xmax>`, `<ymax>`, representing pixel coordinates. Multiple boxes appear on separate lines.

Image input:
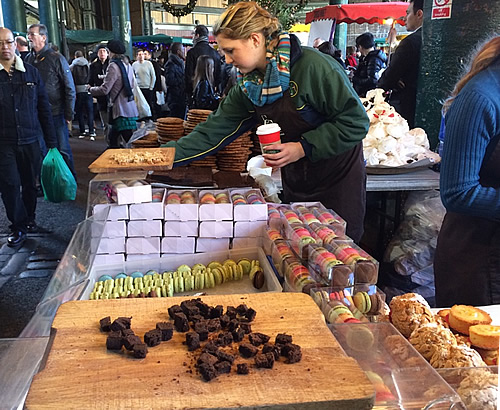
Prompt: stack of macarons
<box><xmin>231</xmin><ymin>193</ymin><xmax>247</xmax><ymax>205</ymax></box>
<box><xmin>310</xmin><ymin>206</ymin><xmax>343</xmax><ymax>226</ymax></box>
<box><xmin>267</xmin><ymin>204</ymin><xmax>280</xmax><ymax>220</ymax></box>
<box><xmin>294</xmin><ymin>205</ymin><xmax>321</xmax><ymax>224</ymax></box>
<box><xmin>246</xmin><ymin>191</ymin><xmax>264</xmax><ymax>204</ymax></box>
<box><xmin>289</xmin><ymin>224</ymin><xmax>317</xmax><ymax>257</ymax></box>
<box><xmin>309</xmin><ymin>222</ymin><xmax>338</xmax><ymax>245</ymax></box>
<box><xmin>280</xmin><ymin>208</ymin><xmax>302</xmax><ymax>225</ymax></box>
<box><xmin>266</xmin><ymin>228</ymin><xmax>284</xmax><ymax>242</ymax></box>
<box><xmin>308</xmin><ymin>245</ymin><xmax>343</xmax><ymax>278</ymax></box>
<box><xmin>330</xmin><ymin>243</ymin><xmax>371</xmax><ymax>266</ymax></box>
<box><xmin>353</xmin><ymin>290</ymin><xmax>384</xmax><ymax>315</ymax></box>
<box><xmin>285</xmin><ymin>260</ymin><xmax>318</xmax><ymax>292</ymax></box>
<box><xmin>215</xmin><ymin>192</ymin><xmax>230</xmax><ymax>204</ymax></box>
<box><xmin>200</xmin><ymin>192</ymin><xmax>216</xmax><ymax>204</ymax></box>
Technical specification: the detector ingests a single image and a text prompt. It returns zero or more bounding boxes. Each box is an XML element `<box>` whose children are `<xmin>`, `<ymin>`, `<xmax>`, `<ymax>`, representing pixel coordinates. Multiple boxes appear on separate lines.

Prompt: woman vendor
<box><xmin>163</xmin><ymin>1</ymin><xmax>369</xmax><ymax>241</ymax></box>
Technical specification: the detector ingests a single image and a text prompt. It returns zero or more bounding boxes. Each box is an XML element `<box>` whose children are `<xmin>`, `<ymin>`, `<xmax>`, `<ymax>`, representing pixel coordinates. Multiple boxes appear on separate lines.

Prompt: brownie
<box><xmin>219</xmin><ymin>314</ymin><xmax>230</xmax><ymax>328</ymax></box>
<box><xmin>217</xmin><ymin>331</ymin><xmax>233</xmax><ymax>347</ymax></box>
<box><xmin>199</xmin><ymin>363</ymin><xmax>218</xmax><ymax>381</ymax></box>
<box><xmin>232</xmin><ymin>328</ymin><xmax>245</xmax><ymax>343</ymax></box>
<box><xmin>174</xmin><ymin>312</ymin><xmax>190</xmax><ymax>332</ymax></box>
<box><xmin>193</xmin><ymin>321</ymin><xmax>209</xmax><ymax>341</ymax></box>
<box><xmin>168</xmin><ymin>305</ymin><xmax>183</xmax><ymax>319</ymax></box>
<box><xmin>133</xmin><ymin>343</ymin><xmax>148</xmax><ymax>359</ymax></box>
<box><xmin>156</xmin><ymin>322</ymin><xmax>174</xmax><ymax>341</ymax></box>
<box><xmin>121</xmin><ymin>328</ymin><xmax>135</xmax><ymax>338</ymax></box>
<box><xmin>110</xmin><ymin>317</ymin><xmax>131</xmax><ymax>332</ymax></box>
<box><xmin>215</xmin><ymin>361</ymin><xmax>231</xmax><ymax>375</ymax></box>
<box><xmin>190</xmin><ymin>314</ymin><xmax>204</xmax><ymax>324</ymax></box>
<box><xmin>186</xmin><ymin>332</ymin><xmax>201</xmax><ymax>351</ymax></box>
<box><xmin>216</xmin><ymin>350</ymin><xmax>235</xmax><ymax>364</ymax></box>
<box><xmin>248</xmin><ymin>332</ymin><xmax>270</xmax><ymax>347</ymax></box>
<box><xmin>244</xmin><ymin>308</ymin><xmax>257</xmax><ymax>322</ymax></box>
<box><xmin>202</xmin><ymin>341</ymin><xmax>219</xmax><ymax>355</ymax></box>
<box><xmin>207</xmin><ymin>318</ymin><xmax>221</xmax><ymax>332</ymax></box>
<box><xmin>262</xmin><ymin>343</ymin><xmax>281</xmax><ymax>360</ymax></box>
<box><xmin>227</xmin><ymin>319</ymin><xmax>240</xmax><ymax>332</ymax></box>
<box><xmin>197</xmin><ymin>352</ymin><xmax>218</xmax><ymax>366</ymax></box>
<box><xmin>123</xmin><ymin>334</ymin><xmax>142</xmax><ymax>351</ymax></box>
<box><xmin>239</xmin><ymin>323</ymin><xmax>252</xmax><ymax>334</ymax></box>
<box><xmin>237</xmin><ymin>363</ymin><xmax>249</xmax><ymax>375</ymax></box>
<box><xmin>281</xmin><ymin>343</ymin><xmax>302</xmax><ymax>364</ymax></box>
<box><xmin>144</xmin><ymin>329</ymin><xmax>162</xmax><ymax>347</ymax></box>
<box><xmin>210</xmin><ymin>305</ymin><xmax>224</xmax><ymax>318</ymax></box>
<box><xmin>236</xmin><ymin>303</ymin><xmax>248</xmax><ymax>316</ymax></box>
<box><xmin>194</xmin><ymin>299</ymin><xmax>211</xmax><ymax>317</ymax></box>
<box><xmin>239</xmin><ymin>343</ymin><xmax>258</xmax><ymax>358</ymax></box>
<box><xmin>181</xmin><ymin>302</ymin><xmax>200</xmax><ymax>319</ymax></box>
<box><xmin>255</xmin><ymin>352</ymin><xmax>275</xmax><ymax>369</ymax></box>
<box><xmin>275</xmin><ymin>333</ymin><xmax>293</xmax><ymax>345</ymax></box>
<box><xmin>106</xmin><ymin>334</ymin><xmax>123</xmax><ymax>350</ymax></box>
<box><xmin>99</xmin><ymin>316</ymin><xmax>112</xmax><ymax>332</ymax></box>
<box><xmin>226</xmin><ymin>306</ymin><xmax>237</xmax><ymax>319</ymax></box>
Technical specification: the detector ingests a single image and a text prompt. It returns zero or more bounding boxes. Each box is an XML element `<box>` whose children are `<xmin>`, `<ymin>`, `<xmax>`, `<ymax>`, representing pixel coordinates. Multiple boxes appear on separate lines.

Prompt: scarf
<box><xmin>112</xmin><ymin>58</ymin><xmax>134</xmax><ymax>102</ymax></box>
<box><xmin>237</xmin><ymin>32</ymin><xmax>290</xmax><ymax>107</ymax></box>
<box><xmin>193</xmin><ymin>36</ymin><xmax>209</xmax><ymax>46</ymax></box>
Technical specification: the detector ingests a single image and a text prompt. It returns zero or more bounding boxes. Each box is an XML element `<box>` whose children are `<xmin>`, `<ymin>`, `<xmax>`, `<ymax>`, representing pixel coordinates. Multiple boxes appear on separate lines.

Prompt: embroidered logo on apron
<box><xmin>289</xmin><ymin>81</ymin><xmax>298</xmax><ymax>98</ymax></box>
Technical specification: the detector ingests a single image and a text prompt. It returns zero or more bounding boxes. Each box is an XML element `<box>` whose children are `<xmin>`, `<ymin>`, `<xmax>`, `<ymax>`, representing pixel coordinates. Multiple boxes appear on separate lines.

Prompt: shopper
<box><xmin>346</xmin><ymin>46</ymin><xmax>358</xmax><ymax>68</ymax></box>
<box><xmin>89</xmin><ymin>45</ymin><xmax>110</xmax><ymax>132</ymax></box>
<box><xmin>89</xmin><ymin>39</ymin><xmax>138</xmax><ymax>148</ymax></box>
<box><xmin>189</xmin><ymin>55</ymin><xmax>220</xmax><ymax>110</ymax></box>
<box><xmin>163</xmin><ymin>1</ymin><xmax>369</xmax><ymax>241</ymax></box>
<box><xmin>352</xmin><ymin>32</ymin><xmax>387</xmax><ymax>97</ymax></box>
<box><xmin>15</xmin><ymin>35</ymin><xmax>29</xmax><ymax>60</ymax></box>
<box><xmin>70</xmin><ymin>50</ymin><xmax>95</xmax><ymax>140</ymax></box>
<box><xmin>0</xmin><ymin>27</ymin><xmax>57</xmax><ymax>246</ymax></box>
<box><xmin>164</xmin><ymin>42</ymin><xmax>187</xmax><ymax>119</ymax></box>
<box><xmin>132</xmin><ymin>49</ymin><xmax>155</xmax><ymax>120</ymax></box>
<box><xmin>317</xmin><ymin>41</ymin><xmax>347</xmax><ymax>70</ymax></box>
<box><xmin>144</xmin><ymin>49</ymin><xmax>164</xmax><ymax>120</ymax></box>
<box><xmin>434</xmin><ymin>36</ymin><xmax>500</xmax><ymax>307</ymax></box>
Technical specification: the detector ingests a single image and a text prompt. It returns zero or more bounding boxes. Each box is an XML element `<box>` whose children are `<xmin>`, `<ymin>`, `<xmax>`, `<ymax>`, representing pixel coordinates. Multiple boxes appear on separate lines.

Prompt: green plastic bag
<box><xmin>41</xmin><ymin>148</ymin><xmax>77</xmax><ymax>202</ymax></box>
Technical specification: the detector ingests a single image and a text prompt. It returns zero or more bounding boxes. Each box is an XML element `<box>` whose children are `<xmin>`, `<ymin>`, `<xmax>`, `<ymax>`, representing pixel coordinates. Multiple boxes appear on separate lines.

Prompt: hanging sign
<box><xmin>431</xmin><ymin>0</ymin><xmax>452</xmax><ymax>20</ymax></box>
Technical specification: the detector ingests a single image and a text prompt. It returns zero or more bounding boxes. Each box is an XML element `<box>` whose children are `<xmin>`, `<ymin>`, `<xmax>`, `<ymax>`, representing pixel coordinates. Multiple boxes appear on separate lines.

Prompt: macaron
<box><xmin>97</xmin><ymin>274</ymin><xmax>113</xmax><ymax>282</ymax></box>
<box><xmin>130</xmin><ymin>271</ymin><xmax>144</xmax><ymax>279</ymax></box>
<box><xmin>368</xmin><ymin>293</ymin><xmax>383</xmax><ymax>315</ymax></box>
<box><xmin>200</xmin><ymin>193</ymin><xmax>215</xmax><ymax>204</ymax></box>
<box><xmin>326</xmin><ymin>304</ymin><xmax>353</xmax><ymax>323</ymax></box>
<box><xmin>353</xmin><ymin>291</ymin><xmax>372</xmax><ymax>314</ymax></box>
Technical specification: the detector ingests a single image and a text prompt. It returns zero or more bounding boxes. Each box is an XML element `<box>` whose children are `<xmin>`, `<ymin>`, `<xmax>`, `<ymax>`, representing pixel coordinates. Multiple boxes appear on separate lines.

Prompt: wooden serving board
<box><xmin>88</xmin><ymin>147</ymin><xmax>175</xmax><ymax>173</ymax></box>
<box><xmin>26</xmin><ymin>293</ymin><xmax>374</xmax><ymax>409</ymax></box>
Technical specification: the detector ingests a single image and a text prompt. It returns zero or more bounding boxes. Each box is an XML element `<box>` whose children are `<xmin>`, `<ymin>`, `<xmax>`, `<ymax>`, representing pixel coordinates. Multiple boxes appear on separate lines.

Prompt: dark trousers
<box><xmin>0</xmin><ymin>142</ymin><xmax>41</xmax><ymax>233</ymax></box>
<box><xmin>108</xmin><ymin>127</ymin><xmax>133</xmax><ymax>148</ymax></box>
<box><xmin>140</xmin><ymin>88</ymin><xmax>156</xmax><ymax>120</ymax></box>
<box><xmin>75</xmin><ymin>92</ymin><xmax>95</xmax><ymax>134</ymax></box>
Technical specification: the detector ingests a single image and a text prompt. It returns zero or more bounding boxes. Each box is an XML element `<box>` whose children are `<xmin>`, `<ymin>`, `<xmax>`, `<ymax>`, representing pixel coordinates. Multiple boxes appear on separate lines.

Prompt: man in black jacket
<box><xmin>0</xmin><ymin>27</ymin><xmax>58</xmax><ymax>246</ymax></box>
<box><xmin>26</xmin><ymin>23</ymin><xmax>76</xmax><ymax>178</ymax></box>
<box><xmin>352</xmin><ymin>32</ymin><xmax>387</xmax><ymax>97</ymax></box>
<box><xmin>89</xmin><ymin>45</ymin><xmax>109</xmax><ymax>131</ymax></box>
<box><xmin>185</xmin><ymin>25</ymin><xmax>221</xmax><ymax>101</ymax></box>
<box><xmin>378</xmin><ymin>0</ymin><xmax>423</xmax><ymax>128</ymax></box>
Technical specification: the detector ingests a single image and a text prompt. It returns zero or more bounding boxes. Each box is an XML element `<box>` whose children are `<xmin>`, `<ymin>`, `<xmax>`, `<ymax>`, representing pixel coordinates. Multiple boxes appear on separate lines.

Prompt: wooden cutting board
<box><xmin>26</xmin><ymin>293</ymin><xmax>374</xmax><ymax>409</ymax></box>
<box><xmin>88</xmin><ymin>147</ymin><xmax>175</xmax><ymax>173</ymax></box>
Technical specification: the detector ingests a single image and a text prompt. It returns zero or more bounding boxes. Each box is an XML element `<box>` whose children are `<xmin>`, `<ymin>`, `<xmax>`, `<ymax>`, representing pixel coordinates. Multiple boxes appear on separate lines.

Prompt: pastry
<box><xmin>448</xmin><ymin>305</ymin><xmax>492</xmax><ymax>335</ymax></box>
<box><xmin>475</xmin><ymin>347</ymin><xmax>499</xmax><ymax>365</ymax></box>
<box><xmin>408</xmin><ymin>322</ymin><xmax>457</xmax><ymax>361</ymax></box>
<box><xmin>429</xmin><ymin>344</ymin><xmax>486</xmax><ymax>368</ymax></box>
<box><xmin>469</xmin><ymin>324</ymin><xmax>500</xmax><ymax>350</ymax></box>
<box><xmin>456</xmin><ymin>368</ymin><xmax>498</xmax><ymax>410</ymax></box>
<box><xmin>389</xmin><ymin>293</ymin><xmax>435</xmax><ymax>338</ymax></box>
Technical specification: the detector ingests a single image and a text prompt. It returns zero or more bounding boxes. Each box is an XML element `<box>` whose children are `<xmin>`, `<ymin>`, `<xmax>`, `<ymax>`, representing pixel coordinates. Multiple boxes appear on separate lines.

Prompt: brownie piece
<box><xmin>227</xmin><ymin>319</ymin><xmax>239</xmax><ymax>332</ymax></box>
<box><xmin>133</xmin><ymin>343</ymin><xmax>148</xmax><ymax>359</ymax></box>
<box><xmin>199</xmin><ymin>363</ymin><xmax>217</xmax><ymax>381</ymax></box>
<box><xmin>226</xmin><ymin>306</ymin><xmax>237</xmax><ymax>319</ymax></box>
<box><xmin>121</xmin><ymin>328</ymin><xmax>135</xmax><ymax>337</ymax></box>
<box><xmin>181</xmin><ymin>302</ymin><xmax>200</xmax><ymax>319</ymax></box>
<box><xmin>106</xmin><ymin>333</ymin><xmax>123</xmax><ymax>350</ymax></box>
<box><xmin>232</xmin><ymin>328</ymin><xmax>245</xmax><ymax>343</ymax></box>
<box><xmin>236</xmin><ymin>303</ymin><xmax>249</xmax><ymax>316</ymax></box>
<box><xmin>194</xmin><ymin>321</ymin><xmax>209</xmax><ymax>341</ymax></box>
<box><xmin>99</xmin><ymin>316</ymin><xmax>112</xmax><ymax>332</ymax></box>
<box><xmin>217</xmin><ymin>331</ymin><xmax>233</xmax><ymax>347</ymax></box>
<box><xmin>186</xmin><ymin>332</ymin><xmax>201</xmax><ymax>351</ymax></box>
<box><xmin>275</xmin><ymin>333</ymin><xmax>293</xmax><ymax>345</ymax></box>
<box><xmin>123</xmin><ymin>334</ymin><xmax>142</xmax><ymax>351</ymax></box>
<box><xmin>281</xmin><ymin>343</ymin><xmax>302</xmax><ymax>364</ymax></box>
<box><xmin>219</xmin><ymin>314</ymin><xmax>230</xmax><ymax>328</ymax></box>
<box><xmin>207</xmin><ymin>318</ymin><xmax>221</xmax><ymax>332</ymax></box>
<box><xmin>248</xmin><ymin>332</ymin><xmax>270</xmax><ymax>347</ymax></box>
<box><xmin>168</xmin><ymin>305</ymin><xmax>183</xmax><ymax>319</ymax></box>
<box><xmin>202</xmin><ymin>341</ymin><xmax>219</xmax><ymax>355</ymax></box>
<box><xmin>110</xmin><ymin>317</ymin><xmax>131</xmax><ymax>332</ymax></box>
<box><xmin>144</xmin><ymin>329</ymin><xmax>162</xmax><ymax>347</ymax></box>
<box><xmin>194</xmin><ymin>299</ymin><xmax>211</xmax><ymax>318</ymax></box>
<box><xmin>244</xmin><ymin>308</ymin><xmax>257</xmax><ymax>322</ymax></box>
<box><xmin>190</xmin><ymin>314</ymin><xmax>204</xmax><ymax>324</ymax></box>
<box><xmin>215</xmin><ymin>361</ymin><xmax>231</xmax><ymax>375</ymax></box>
<box><xmin>262</xmin><ymin>343</ymin><xmax>281</xmax><ymax>360</ymax></box>
<box><xmin>210</xmin><ymin>305</ymin><xmax>224</xmax><ymax>318</ymax></box>
<box><xmin>255</xmin><ymin>352</ymin><xmax>275</xmax><ymax>369</ymax></box>
<box><xmin>239</xmin><ymin>343</ymin><xmax>258</xmax><ymax>358</ymax></box>
<box><xmin>216</xmin><ymin>350</ymin><xmax>235</xmax><ymax>364</ymax></box>
<box><xmin>197</xmin><ymin>352</ymin><xmax>218</xmax><ymax>366</ymax></box>
<box><xmin>237</xmin><ymin>363</ymin><xmax>249</xmax><ymax>375</ymax></box>
<box><xmin>239</xmin><ymin>323</ymin><xmax>252</xmax><ymax>334</ymax></box>
<box><xmin>174</xmin><ymin>312</ymin><xmax>190</xmax><ymax>332</ymax></box>
<box><xmin>156</xmin><ymin>322</ymin><xmax>174</xmax><ymax>341</ymax></box>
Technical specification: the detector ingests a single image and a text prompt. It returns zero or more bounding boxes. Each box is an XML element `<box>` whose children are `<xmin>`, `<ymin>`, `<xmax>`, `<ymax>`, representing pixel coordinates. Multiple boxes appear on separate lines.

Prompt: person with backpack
<box><xmin>89</xmin><ymin>40</ymin><xmax>138</xmax><ymax>148</ymax></box>
<box><xmin>352</xmin><ymin>32</ymin><xmax>387</xmax><ymax>97</ymax></box>
<box><xmin>190</xmin><ymin>55</ymin><xmax>220</xmax><ymax>111</ymax></box>
<box><xmin>70</xmin><ymin>50</ymin><xmax>95</xmax><ymax>139</ymax></box>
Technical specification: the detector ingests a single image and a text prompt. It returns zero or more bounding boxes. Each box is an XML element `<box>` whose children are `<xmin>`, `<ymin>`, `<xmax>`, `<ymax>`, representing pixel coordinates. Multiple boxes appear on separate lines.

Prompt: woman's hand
<box><xmin>262</xmin><ymin>142</ymin><xmax>305</xmax><ymax>168</ymax></box>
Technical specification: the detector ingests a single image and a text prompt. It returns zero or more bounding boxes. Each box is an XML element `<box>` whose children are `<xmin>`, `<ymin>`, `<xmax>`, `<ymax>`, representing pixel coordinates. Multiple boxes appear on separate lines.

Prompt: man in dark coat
<box><xmin>184</xmin><ymin>25</ymin><xmax>221</xmax><ymax>100</ymax></box>
<box><xmin>164</xmin><ymin>42</ymin><xmax>187</xmax><ymax>119</ymax></box>
<box><xmin>352</xmin><ymin>32</ymin><xmax>387</xmax><ymax>97</ymax></box>
<box><xmin>378</xmin><ymin>0</ymin><xmax>424</xmax><ymax>128</ymax></box>
<box><xmin>89</xmin><ymin>45</ymin><xmax>109</xmax><ymax>130</ymax></box>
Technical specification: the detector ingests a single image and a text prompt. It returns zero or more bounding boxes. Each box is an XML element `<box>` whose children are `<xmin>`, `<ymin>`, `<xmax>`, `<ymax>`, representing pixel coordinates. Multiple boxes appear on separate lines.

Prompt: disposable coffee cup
<box><xmin>256</xmin><ymin>123</ymin><xmax>281</xmax><ymax>154</ymax></box>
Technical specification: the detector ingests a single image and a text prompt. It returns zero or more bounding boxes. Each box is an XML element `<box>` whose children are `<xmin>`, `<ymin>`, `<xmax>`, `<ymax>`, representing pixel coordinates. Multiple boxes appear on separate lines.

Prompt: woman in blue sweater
<box><xmin>434</xmin><ymin>36</ymin><xmax>500</xmax><ymax>307</ymax></box>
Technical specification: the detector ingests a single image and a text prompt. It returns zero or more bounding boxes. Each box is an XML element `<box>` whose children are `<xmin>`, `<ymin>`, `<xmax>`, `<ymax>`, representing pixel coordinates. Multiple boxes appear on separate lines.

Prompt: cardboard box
<box><xmin>126</xmin><ymin>237</ymin><xmax>161</xmax><ymax>254</ymax></box>
<box><xmin>126</xmin><ymin>253</ymin><xmax>160</xmax><ymax>261</ymax></box>
<box><xmin>93</xmin><ymin>253</ymin><xmax>125</xmax><ymax>265</ymax></box>
<box><xmin>164</xmin><ymin>220</ymin><xmax>198</xmax><ymax>237</ymax></box>
<box><xmin>161</xmin><ymin>237</ymin><xmax>196</xmax><ymax>254</ymax></box>
<box><xmin>114</xmin><ymin>181</ymin><xmax>152</xmax><ymax>205</ymax></box>
<box><xmin>231</xmin><ymin>188</ymin><xmax>267</xmax><ymax>221</ymax></box>
<box><xmin>127</xmin><ymin>220</ymin><xmax>163</xmax><ymax>237</ymax></box>
<box><xmin>233</xmin><ymin>221</ymin><xmax>266</xmax><ymax>238</ymax></box>
<box><xmin>129</xmin><ymin>189</ymin><xmax>165</xmax><ymax>220</ymax></box>
<box><xmin>199</xmin><ymin>221</ymin><xmax>233</xmax><ymax>238</ymax></box>
<box><xmin>92</xmin><ymin>220</ymin><xmax>127</xmax><ymax>238</ymax></box>
<box><xmin>164</xmin><ymin>189</ymin><xmax>199</xmax><ymax>221</ymax></box>
<box><xmin>91</xmin><ymin>237</ymin><xmax>126</xmax><ymax>254</ymax></box>
<box><xmin>93</xmin><ymin>203</ymin><xmax>129</xmax><ymax>221</ymax></box>
<box><xmin>198</xmin><ymin>189</ymin><xmax>233</xmax><ymax>221</ymax></box>
<box><xmin>196</xmin><ymin>238</ymin><xmax>230</xmax><ymax>253</ymax></box>
<box><xmin>232</xmin><ymin>237</ymin><xmax>263</xmax><ymax>249</ymax></box>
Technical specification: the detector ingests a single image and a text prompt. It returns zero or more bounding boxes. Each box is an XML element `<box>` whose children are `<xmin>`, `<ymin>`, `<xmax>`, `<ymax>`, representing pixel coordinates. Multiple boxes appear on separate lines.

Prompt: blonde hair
<box><xmin>213</xmin><ymin>1</ymin><xmax>280</xmax><ymax>40</ymax></box>
<box><xmin>193</xmin><ymin>55</ymin><xmax>215</xmax><ymax>89</ymax></box>
<box><xmin>443</xmin><ymin>35</ymin><xmax>500</xmax><ymax>113</ymax></box>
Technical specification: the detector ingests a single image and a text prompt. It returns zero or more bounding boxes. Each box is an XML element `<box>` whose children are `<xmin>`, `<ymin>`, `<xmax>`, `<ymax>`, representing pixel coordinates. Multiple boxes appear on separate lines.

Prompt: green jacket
<box><xmin>165</xmin><ymin>45</ymin><xmax>369</xmax><ymax>165</ymax></box>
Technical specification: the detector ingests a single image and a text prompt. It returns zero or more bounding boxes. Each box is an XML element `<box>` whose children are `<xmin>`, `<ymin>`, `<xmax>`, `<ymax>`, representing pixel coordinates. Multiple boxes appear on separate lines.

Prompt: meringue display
<box><xmin>361</xmin><ymin>89</ymin><xmax>441</xmax><ymax>167</ymax></box>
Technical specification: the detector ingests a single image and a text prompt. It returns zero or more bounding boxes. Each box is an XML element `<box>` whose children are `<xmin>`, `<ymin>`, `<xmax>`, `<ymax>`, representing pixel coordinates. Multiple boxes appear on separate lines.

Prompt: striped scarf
<box><xmin>237</xmin><ymin>32</ymin><xmax>290</xmax><ymax>107</ymax></box>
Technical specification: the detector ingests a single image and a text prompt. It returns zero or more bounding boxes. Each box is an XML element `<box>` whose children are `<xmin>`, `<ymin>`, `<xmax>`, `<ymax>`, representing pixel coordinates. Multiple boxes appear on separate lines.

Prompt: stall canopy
<box><xmin>305</xmin><ymin>2</ymin><xmax>408</xmax><ymax>25</ymax></box>
<box><xmin>65</xmin><ymin>31</ymin><xmax>182</xmax><ymax>45</ymax></box>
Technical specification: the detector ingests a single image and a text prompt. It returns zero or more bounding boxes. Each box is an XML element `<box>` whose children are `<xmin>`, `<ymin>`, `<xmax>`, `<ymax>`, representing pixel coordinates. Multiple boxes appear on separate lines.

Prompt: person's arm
<box><xmin>440</xmin><ymin>89</ymin><xmax>500</xmax><ymax>220</ymax></box>
<box><xmin>353</xmin><ymin>54</ymin><xmax>382</xmax><ymax>92</ymax></box>
<box><xmin>148</xmin><ymin>61</ymin><xmax>156</xmax><ymax>90</ymax></box>
<box><xmin>378</xmin><ymin>37</ymin><xmax>415</xmax><ymax>90</ymax></box>
<box><xmin>90</xmin><ymin>63</ymin><xmax>118</xmax><ymax>97</ymax></box>
<box><xmin>36</xmin><ymin>70</ymin><xmax>58</xmax><ymax>149</ymax></box>
<box><xmin>58</xmin><ymin>55</ymin><xmax>76</xmax><ymax>121</ymax></box>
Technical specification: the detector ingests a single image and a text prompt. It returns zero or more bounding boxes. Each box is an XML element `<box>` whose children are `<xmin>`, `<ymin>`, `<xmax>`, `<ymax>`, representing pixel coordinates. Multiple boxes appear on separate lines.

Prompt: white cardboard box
<box><xmin>231</xmin><ymin>188</ymin><xmax>268</xmax><ymax>221</ymax></box>
<box><xmin>91</xmin><ymin>237</ymin><xmax>126</xmax><ymax>254</ymax></box>
<box><xmin>115</xmin><ymin>182</ymin><xmax>152</xmax><ymax>205</ymax></box>
<box><xmin>93</xmin><ymin>203</ymin><xmax>129</xmax><ymax>221</ymax></box>
<box><xmin>233</xmin><ymin>221</ymin><xmax>266</xmax><ymax>238</ymax></box>
<box><xmin>199</xmin><ymin>221</ymin><xmax>233</xmax><ymax>238</ymax></box>
<box><xmin>161</xmin><ymin>237</ymin><xmax>196</xmax><ymax>254</ymax></box>
<box><xmin>164</xmin><ymin>220</ymin><xmax>198</xmax><ymax>237</ymax></box>
<box><xmin>129</xmin><ymin>189</ymin><xmax>165</xmax><ymax>220</ymax></box>
<box><xmin>164</xmin><ymin>189</ymin><xmax>199</xmax><ymax>221</ymax></box>
<box><xmin>198</xmin><ymin>189</ymin><xmax>233</xmax><ymax>221</ymax></box>
<box><xmin>93</xmin><ymin>253</ymin><xmax>125</xmax><ymax>265</ymax></box>
<box><xmin>127</xmin><ymin>220</ymin><xmax>163</xmax><ymax>237</ymax></box>
<box><xmin>196</xmin><ymin>238</ymin><xmax>230</xmax><ymax>253</ymax></box>
<box><xmin>126</xmin><ymin>237</ymin><xmax>161</xmax><ymax>254</ymax></box>
<box><xmin>92</xmin><ymin>220</ymin><xmax>127</xmax><ymax>238</ymax></box>
<box><xmin>126</xmin><ymin>253</ymin><xmax>160</xmax><ymax>261</ymax></box>
<box><xmin>232</xmin><ymin>237</ymin><xmax>263</xmax><ymax>249</ymax></box>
